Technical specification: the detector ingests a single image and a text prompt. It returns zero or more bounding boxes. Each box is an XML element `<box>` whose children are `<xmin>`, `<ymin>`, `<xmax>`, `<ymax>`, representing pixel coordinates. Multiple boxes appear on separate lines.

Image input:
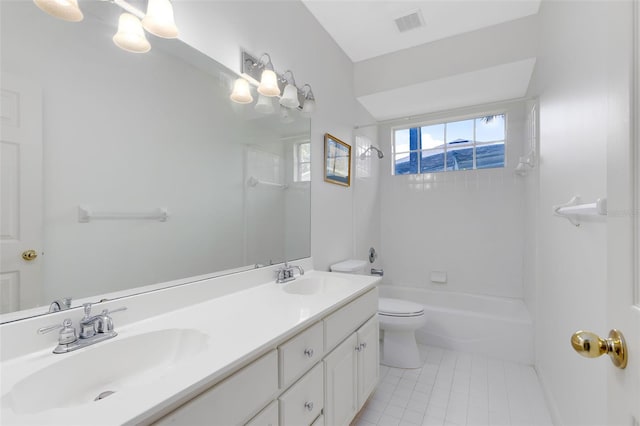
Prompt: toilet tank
<box><xmin>330</xmin><ymin>259</ymin><xmax>368</xmax><ymax>274</ymax></box>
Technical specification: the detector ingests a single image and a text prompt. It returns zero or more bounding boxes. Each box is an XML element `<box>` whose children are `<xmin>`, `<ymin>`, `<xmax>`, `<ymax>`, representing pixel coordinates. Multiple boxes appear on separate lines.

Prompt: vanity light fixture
<box><xmin>33</xmin><ymin>0</ymin><xmax>84</xmax><ymax>22</ymax></box>
<box><xmin>301</xmin><ymin>84</ymin><xmax>316</xmax><ymax>116</ymax></box>
<box><xmin>233</xmin><ymin>50</ymin><xmax>316</xmax><ymax>116</ymax></box>
<box><xmin>141</xmin><ymin>0</ymin><xmax>179</xmax><ymax>39</ymax></box>
<box><xmin>279</xmin><ymin>70</ymin><xmax>300</xmax><ymax>108</ymax></box>
<box><xmin>255</xmin><ymin>54</ymin><xmax>280</xmax><ymax>97</ymax></box>
<box><xmin>230</xmin><ymin>78</ymin><xmax>254</xmax><ymax>104</ymax></box>
<box><xmin>32</xmin><ymin>0</ymin><xmax>179</xmax><ymax>53</ymax></box>
<box><xmin>279</xmin><ymin>105</ymin><xmax>295</xmax><ymax>124</ymax></box>
<box><xmin>254</xmin><ymin>94</ymin><xmax>275</xmax><ymax>114</ymax></box>
<box><xmin>113</xmin><ymin>12</ymin><xmax>151</xmax><ymax>53</ymax></box>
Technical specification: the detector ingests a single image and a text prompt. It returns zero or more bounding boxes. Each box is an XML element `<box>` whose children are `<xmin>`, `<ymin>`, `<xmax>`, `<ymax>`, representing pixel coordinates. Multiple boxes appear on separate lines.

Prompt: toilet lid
<box><xmin>378</xmin><ymin>297</ymin><xmax>424</xmax><ymax>317</ymax></box>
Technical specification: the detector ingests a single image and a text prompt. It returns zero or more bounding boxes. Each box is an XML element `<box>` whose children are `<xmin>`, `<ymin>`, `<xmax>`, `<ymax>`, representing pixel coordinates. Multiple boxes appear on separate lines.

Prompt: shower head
<box><xmin>360</xmin><ymin>145</ymin><xmax>384</xmax><ymax>159</ymax></box>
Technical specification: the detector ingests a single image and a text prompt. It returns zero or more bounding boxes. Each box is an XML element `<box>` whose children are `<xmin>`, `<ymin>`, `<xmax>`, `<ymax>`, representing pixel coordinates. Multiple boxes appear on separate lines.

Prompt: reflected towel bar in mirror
<box><xmin>78</xmin><ymin>206</ymin><xmax>169</xmax><ymax>223</ymax></box>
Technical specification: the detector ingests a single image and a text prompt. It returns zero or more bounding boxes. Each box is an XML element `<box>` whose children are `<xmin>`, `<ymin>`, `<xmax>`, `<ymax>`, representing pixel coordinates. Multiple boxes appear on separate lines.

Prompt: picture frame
<box><xmin>324</xmin><ymin>133</ymin><xmax>351</xmax><ymax>187</ymax></box>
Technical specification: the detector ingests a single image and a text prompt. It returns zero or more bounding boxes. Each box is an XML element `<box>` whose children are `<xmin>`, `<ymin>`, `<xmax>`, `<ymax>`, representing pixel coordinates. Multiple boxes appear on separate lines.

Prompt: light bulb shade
<box><xmin>230</xmin><ymin>78</ymin><xmax>253</xmax><ymax>104</ymax></box>
<box><xmin>33</xmin><ymin>0</ymin><xmax>83</xmax><ymax>22</ymax></box>
<box><xmin>141</xmin><ymin>0</ymin><xmax>179</xmax><ymax>39</ymax></box>
<box><xmin>258</xmin><ymin>69</ymin><xmax>280</xmax><ymax>97</ymax></box>
<box><xmin>254</xmin><ymin>94</ymin><xmax>275</xmax><ymax>114</ymax></box>
<box><xmin>113</xmin><ymin>13</ymin><xmax>151</xmax><ymax>53</ymax></box>
<box><xmin>280</xmin><ymin>106</ymin><xmax>294</xmax><ymax>124</ymax></box>
<box><xmin>302</xmin><ymin>98</ymin><xmax>316</xmax><ymax>116</ymax></box>
<box><xmin>279</xmin><ymin>84</ymin><xmax>300</xmax><ymax>108</ymax></box>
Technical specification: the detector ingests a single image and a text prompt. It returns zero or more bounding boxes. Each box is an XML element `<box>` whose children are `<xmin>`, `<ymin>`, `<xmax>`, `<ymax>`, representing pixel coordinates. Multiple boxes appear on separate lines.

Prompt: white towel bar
<box><xmin>78</xmin><ymin>206</ymin><xmax>169</xmax><ymax>223</ymax></box>
<box><xmin>553</xmin><ymin>196</ymin><xmax>607</xmax><ymax>227</ymax></box>
<box><xmin>247</xmin><ymin>176</ymin><xmax>288</xmax><ymax>189</ymax></box>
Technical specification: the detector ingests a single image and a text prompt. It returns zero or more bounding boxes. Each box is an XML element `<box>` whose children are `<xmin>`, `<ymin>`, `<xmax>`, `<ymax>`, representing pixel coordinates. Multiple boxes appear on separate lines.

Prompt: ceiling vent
<box><xmin>394</xmin><ymin>10</ymin><xmax>424</xmax><ymax>33</ymax></box>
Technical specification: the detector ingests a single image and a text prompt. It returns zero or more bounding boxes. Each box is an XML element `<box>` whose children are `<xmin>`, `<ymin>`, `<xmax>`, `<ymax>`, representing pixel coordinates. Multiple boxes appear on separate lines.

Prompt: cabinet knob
<box><xmin>304</xmin><ymin>348</ymin><xmax>314</xmax><ymax>358</ymax></box>
<box><xmin>355</xmin><ymin>345</ymin><xmax>362</xmax><ymax>352</ymax></box>
<box><xmin>361</xmin><ymin>342</ymin><xmax>367</xmax><ymax>349</ymax></box>
<box><xmin>304</xmin><ymin>401</ymin><xmax>314</xmax><ymax>412</ymax></box>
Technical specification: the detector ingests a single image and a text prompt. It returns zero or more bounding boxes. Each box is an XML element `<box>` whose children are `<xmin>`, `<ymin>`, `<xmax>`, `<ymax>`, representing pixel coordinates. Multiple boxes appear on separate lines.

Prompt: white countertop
<box><xmin>0</xmin><ymin>270</ymin><xmax>379</xmax><ymax>425</ymax></box>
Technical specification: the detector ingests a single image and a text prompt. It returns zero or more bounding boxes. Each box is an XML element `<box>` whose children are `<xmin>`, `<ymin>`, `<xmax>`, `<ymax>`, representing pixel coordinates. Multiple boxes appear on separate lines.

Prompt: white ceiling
<box><xmin>357</xmin><ymin>58</ymin><xmax>536</xmax><ymax>120</ymax></box>
<box><xmin>302</xmin><ymin>0</ymin><xmax>540</xmax><ymax>120</ymax></box>
<box><xmin>302</xmin><ymin>0</ymin><xmax>541</xmax><ymax>63</ymax></box>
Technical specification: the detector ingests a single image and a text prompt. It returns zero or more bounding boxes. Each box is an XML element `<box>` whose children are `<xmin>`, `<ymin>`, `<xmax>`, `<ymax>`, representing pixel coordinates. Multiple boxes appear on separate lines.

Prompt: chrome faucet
<box><xmin>37</xmin><ymin>303</ymin><xmax>127</xmax><ymax>354</ymax></box>
<box><xmin>276</xmin><ymin>261</ymin><xmax>304</xmax><ymax>283</ymax></box>
<box><xmin>48</xmin><ymin>297</ymin><xmax>72</xmax><ymax>313</ymax></box>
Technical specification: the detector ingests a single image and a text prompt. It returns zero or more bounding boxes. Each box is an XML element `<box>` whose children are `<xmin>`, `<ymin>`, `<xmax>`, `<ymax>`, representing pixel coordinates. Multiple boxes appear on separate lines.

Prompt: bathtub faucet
<box><xmin>371</xmin><ymin>268</ymin><xmax>384</xmax><ymax>276</ymax></box>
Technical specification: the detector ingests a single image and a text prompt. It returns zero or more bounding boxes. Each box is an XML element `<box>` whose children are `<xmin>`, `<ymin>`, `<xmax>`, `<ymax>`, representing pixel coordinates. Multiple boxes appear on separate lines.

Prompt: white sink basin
<box><xmin>2</xmin><ymin>328</ymin><xmax>210</xmax><ymax>415</ymax></box>
<box><xmin>282</xmin><ymin>276</ymin><xmax>350</xmax><ymax>295</ymax></box>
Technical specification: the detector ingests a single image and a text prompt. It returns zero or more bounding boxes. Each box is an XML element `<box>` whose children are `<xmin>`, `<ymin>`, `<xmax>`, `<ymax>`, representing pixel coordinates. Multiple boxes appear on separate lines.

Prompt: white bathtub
<box><xmin>378</xmin><ymin>285</ymin><xmax>533</xmax><ymax>364</ymax></box>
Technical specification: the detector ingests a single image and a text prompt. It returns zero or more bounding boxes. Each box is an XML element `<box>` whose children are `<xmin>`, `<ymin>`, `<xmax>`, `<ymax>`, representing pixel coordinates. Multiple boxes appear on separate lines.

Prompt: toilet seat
<box><xmin>378</xmin><ymin>297</ymin><xmax>424</xmax><ymax>317</ymax></box>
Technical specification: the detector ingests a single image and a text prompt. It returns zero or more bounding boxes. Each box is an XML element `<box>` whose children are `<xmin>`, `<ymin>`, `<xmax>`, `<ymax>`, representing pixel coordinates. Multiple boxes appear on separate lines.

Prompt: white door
<box><xmin>0</xmin><ymin>73</ymin><xmax>43</xmax><ymax>313</ymax></box>
<box><xmin>605</xmin><ymin>1</ymin><xmax>640</xmax><ymax>423</ymax></box>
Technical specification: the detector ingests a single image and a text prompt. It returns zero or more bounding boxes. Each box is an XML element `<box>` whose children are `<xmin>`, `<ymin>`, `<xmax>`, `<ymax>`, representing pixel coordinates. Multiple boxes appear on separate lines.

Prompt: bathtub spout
<box><xmin>371</xmin><ymin>268</ymin><xmax>384</xmax><ymax>276</ymax></box>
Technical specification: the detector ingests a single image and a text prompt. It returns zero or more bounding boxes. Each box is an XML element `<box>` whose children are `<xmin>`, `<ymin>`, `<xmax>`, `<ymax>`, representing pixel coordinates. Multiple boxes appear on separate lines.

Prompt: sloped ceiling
<box><xmin>301</xmin><ymin>1</ymin><xmax>540</xmax><ymax>120</ymax></box>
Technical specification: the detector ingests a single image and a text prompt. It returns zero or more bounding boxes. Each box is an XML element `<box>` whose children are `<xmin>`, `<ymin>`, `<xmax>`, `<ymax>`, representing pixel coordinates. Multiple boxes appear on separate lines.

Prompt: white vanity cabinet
<box><xmin>323</xmin><ymin>316</ymin><xmax>379</xmax><ymax>426</ymax></box>
<box><xmin>153</xmin><ymin>287</ymin><xmax>378</xmax><ymax>426</ymax></box>
<box><xmin>154</xmin><ymin>350</ymin><xmax>279</xmax><ymax>425</ymax></box>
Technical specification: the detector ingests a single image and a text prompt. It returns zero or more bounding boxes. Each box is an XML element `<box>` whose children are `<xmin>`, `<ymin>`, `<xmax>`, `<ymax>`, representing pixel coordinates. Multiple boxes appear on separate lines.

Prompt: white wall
<box><xmin>378</xmin><ymin>102</ymin><xmax>527</xmax><ymax>299</ymax></box>
<box><xmin>173</xmin><ymin>1</ymin><xmax>365</xmax><ymax>271</ymax></box>
<box><xmin>532</xmin><ymin>1</ymin><xmax>614</xmax><ymax>424</ymax></box>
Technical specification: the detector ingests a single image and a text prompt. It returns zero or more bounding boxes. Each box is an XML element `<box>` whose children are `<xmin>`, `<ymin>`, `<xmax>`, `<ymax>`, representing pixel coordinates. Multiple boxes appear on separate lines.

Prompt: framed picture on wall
<box><xmin>324</xmin><ymin>133</ymin><xmax>351</xmax><ymax>187</ymax></box>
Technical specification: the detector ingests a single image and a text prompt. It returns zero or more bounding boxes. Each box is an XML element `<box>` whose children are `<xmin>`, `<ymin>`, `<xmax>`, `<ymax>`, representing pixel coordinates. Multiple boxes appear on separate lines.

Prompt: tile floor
<box><xmin>352</xmin><ymin>345</ymin><xmax>553</xmax><ymax>426</ymax></box>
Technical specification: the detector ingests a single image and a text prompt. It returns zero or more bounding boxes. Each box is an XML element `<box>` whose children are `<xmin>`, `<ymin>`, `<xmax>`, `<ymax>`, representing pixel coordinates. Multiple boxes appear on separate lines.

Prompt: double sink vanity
<box><xmin>0</xmin><ymin>261</ymin><xmax>381</xmax><ymax>425</ymax></box>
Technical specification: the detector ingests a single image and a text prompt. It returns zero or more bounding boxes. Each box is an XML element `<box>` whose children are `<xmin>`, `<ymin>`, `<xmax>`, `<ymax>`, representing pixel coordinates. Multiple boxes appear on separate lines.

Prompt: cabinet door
<box><xmin>323</xmin><ymin>333</ymin><xmax>358</xmax><ymax>426</ymax></box>
<box><xmin>357</xmin><ymin>316</ymin><xmax>379</xmax><ymax>408</ymax></box>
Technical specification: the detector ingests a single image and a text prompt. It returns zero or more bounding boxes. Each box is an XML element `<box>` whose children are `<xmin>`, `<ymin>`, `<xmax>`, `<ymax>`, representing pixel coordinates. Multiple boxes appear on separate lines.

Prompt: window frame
<box><xmin>391</xmin><ymin>110</ymin><xmax>508</xmax><ymax>175</ymax></box>
<box><xmin>293</xmin><ymin>140</ymin><xmax>311</xmax><ymax>183</ymax></box>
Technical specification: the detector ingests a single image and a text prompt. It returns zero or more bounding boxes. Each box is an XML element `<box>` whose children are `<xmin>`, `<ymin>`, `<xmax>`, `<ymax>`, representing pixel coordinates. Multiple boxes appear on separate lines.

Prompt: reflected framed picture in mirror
<box><xmin>324</xmin><ymin>133</ymin><xmax>351</xmax><ymax>187</ymax></box>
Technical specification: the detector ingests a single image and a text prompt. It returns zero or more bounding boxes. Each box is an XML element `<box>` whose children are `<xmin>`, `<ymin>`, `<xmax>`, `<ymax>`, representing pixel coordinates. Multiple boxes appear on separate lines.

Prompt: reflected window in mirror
<box><xmin>294</xmin><ymin>141</ymin><xmax>311</xmax><ymax>183</ymax></box>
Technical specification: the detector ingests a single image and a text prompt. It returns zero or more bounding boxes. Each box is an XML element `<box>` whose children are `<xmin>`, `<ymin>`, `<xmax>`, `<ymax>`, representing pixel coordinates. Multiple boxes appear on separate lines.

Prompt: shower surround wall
<box><xmin>377</xmin><ymin>102</ymin><xmax>528</xmax><ymax>300</ymax></box>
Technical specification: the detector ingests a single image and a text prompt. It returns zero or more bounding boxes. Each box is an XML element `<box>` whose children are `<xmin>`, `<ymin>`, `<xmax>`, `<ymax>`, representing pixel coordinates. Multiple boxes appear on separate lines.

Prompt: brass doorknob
<box><xmin>571</xmin><ymin>329</ymin><xmax>627</xmax><ymax>369</ymax></box>
<box><xmin>21</xmin><ymin>249</ymin><xmax>38</xmax><ymax>261</ymax></box>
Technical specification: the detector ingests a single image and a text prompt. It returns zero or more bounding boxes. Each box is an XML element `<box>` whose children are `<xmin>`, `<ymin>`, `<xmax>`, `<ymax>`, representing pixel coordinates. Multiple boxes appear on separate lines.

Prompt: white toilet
<box><xmin>330</xmin><ymin>260</ymin><xmax>427</xmax><ymax>369</ymax></box>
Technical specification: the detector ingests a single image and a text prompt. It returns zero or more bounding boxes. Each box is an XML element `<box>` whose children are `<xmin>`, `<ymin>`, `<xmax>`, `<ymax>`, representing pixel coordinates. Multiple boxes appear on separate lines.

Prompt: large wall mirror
<box><xmin>0</xmin><ymin>1</ymin><xmax>311</xmax><ymax>323</ymax></box>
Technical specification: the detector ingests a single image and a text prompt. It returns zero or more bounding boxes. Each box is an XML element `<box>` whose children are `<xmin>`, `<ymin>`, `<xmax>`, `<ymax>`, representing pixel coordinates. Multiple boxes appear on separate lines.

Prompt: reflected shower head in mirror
<box><xmin>360</xmin><ymin>145</ymin><xmax>384</xmax><ymax>159</ymax></box>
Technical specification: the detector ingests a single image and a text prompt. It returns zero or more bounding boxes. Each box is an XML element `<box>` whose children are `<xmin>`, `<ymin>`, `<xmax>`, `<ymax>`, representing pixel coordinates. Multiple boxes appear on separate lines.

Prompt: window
<box><xmin>393</xmin><ymin>114</ymin><xmax>506</xmax><ymax>175</ymax></box>
<box><xmin>294</xmin><ymin>141</ymin><xmax>311</xmax><ymax>182</ymax></box>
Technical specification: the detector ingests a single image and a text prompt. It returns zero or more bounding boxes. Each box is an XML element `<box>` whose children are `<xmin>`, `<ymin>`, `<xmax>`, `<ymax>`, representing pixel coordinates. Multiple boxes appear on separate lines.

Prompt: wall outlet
<box><xmin>431</xmin><ymin>271</ymin><xmax>447</xmax><ymax>284</ymax></box>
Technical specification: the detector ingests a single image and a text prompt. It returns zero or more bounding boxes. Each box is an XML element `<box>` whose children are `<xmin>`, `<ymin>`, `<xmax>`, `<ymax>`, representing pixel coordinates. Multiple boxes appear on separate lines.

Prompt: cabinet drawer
<box><xmin>246</xmin><ymin>400</ymin><xmax>278</xmax><ymax>426</ymax></box>
<box><xmin>155</xmin><ymin>350</ymin><xmax>278</xmax><ymax>425</ymax></box>
<box><xmin>279</xmin><ymin>321</ymin><xmax>323</xmax><ymax>387</ymax></box>
<box><xmin>324</xmin><ymin>288</ymin><xmax>377</xmax><ymax>352</ymax></box>
<box><xmin>279</xmin><ymin>362</ymin><xmax>324</xmax><ymax>426</ymax></box>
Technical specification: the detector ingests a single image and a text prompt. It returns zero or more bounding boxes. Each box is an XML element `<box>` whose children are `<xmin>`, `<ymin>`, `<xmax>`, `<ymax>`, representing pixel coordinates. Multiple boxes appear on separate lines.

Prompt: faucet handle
<box><xmin>96</xmin><ymin>307</ymin><xmax>127</xmax><ymax>333</ymax></box>
<box><xmin>37</xmin><ymin>318</ymin><xmax>78</xmax><ymax>345</ymax></box>
<box><xmin>83</xmin><ymin>302</ymin><xmax>92</xmax><ymax>318</ymax></box>
<box><xmin>104</xmin><ymin>306</ymin><xmax>127</xmax><ymax>315</ymax></box>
